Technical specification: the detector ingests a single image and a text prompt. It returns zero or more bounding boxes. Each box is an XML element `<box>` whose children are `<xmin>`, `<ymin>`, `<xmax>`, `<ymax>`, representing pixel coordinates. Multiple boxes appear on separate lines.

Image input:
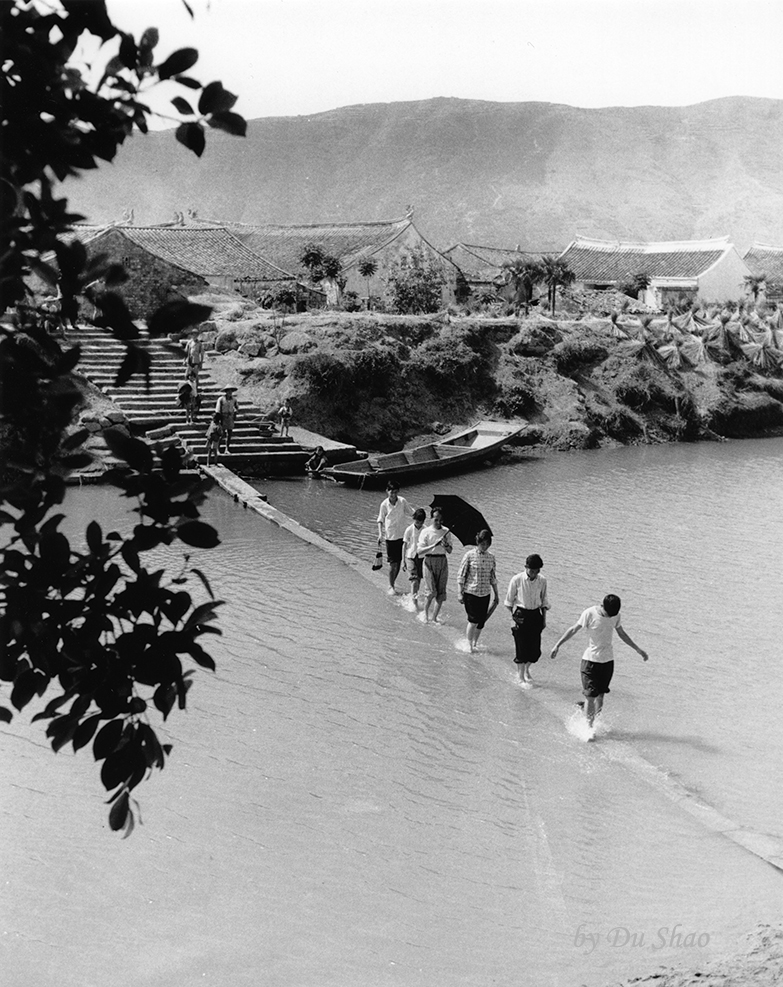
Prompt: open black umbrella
<box><xmin>430</xmin><ymin>494</ymin><xmax>491</xmax><ymax>546</ymax></box>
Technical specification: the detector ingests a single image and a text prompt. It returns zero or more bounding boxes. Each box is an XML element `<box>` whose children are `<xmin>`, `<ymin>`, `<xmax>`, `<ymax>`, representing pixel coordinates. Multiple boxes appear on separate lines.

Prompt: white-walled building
<box><xmin>560</xmin><ymin>236</ymin><xmax>751</xmax><ymax>308</ymax></box>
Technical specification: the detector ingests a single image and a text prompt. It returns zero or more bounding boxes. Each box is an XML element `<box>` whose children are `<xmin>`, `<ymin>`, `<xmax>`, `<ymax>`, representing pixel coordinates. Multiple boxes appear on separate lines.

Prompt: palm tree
<box><xmin>300</xmin><ymin>243</ymin><xmax>325</xmax><ymax>279</ymax></box>
<box><xmin>744</xmin><ymin>273</ymin><xmax>766</xmax><ymax>304</ymax></box>
<box><xmin>539</xmin><ymin>255</ymin><xmax>575</xmax><ymax>316</ymax></box>
<box><xmin>501</xmin><ymin>258</ymin><xmax>542</xmax><ymax>316</ymax></box>
<box><xmin>358</xmin><ymin>258</ymin><xmax>377</xmax><ymax>309</ymax></box>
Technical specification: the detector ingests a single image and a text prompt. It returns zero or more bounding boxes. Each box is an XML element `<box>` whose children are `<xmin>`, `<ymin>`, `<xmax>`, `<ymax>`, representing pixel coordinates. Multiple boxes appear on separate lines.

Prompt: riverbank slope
<box><xmin>184</xmin><ymin>297</ymin><xmax>783</xmax><ymax>454</ymax></box>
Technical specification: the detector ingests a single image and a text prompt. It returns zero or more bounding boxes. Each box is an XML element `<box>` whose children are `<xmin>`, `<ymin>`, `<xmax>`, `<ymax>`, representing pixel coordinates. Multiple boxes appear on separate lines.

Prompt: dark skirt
<box><xmin>511</xmin><ymin>607</ymin><xmax>545</xmax><ymax>664</ymax></box>
<box><xmin>463</xmin><ymin>592</ymin><xmax>490</xmax><ymax>629</ymax></box>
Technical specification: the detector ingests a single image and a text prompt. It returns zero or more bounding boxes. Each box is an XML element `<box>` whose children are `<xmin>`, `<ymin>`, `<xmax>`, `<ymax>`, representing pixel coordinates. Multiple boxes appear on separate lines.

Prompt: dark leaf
<box><xmin>189</xmin><ymin>567</ymin><xmax>215</xmax><ymax>600</ymax></box>
<box><xmin>113</xmin><ymin>345</ymin><xmax>151</xmax><ymax>388</ymax></box>
<box><xmin>103</xmin><ymin>429</ymin><xmax>154</xmax><ymax>473</ymax></box>
<box><xmin>48</xmin><ymin>715</ymin><xmax>79</xmax><ymax>752</ymax></box>
<box><xmin>103</xmin><ymin>264</ymin><xmax>128</xmax><ymax>286</ymax></box>
<box><xmin>62</xmin><ymin>428</ymin><xmax>90</xmax><ymax>451</ymax></box>
<box><xmin>175</xmin><ymin>75</ymin><xmax>201</xmax><ymax>89</ymax></box>
<box><xmin>207</xmin><ymin>111</ymin><xmax>246</xmax><ymax>137</ymax></box>
<box><xmin>140</xmin><ymin>27</ymin><xmax>159</xmax><ymax>52</ymax></box>
<box><xmin>101</xmin><ymin>747</ymin><xmax>135</xmax><ymax>791</ymax></box>
<box><xmin>128</xmin><ymin>697</ymin><xmax>147</xmax><ymax>715</ymax></box>
<box><xmin>59</xmin><ymin>453</ymin><xmax>94</xmax><ymax>470</ymax></box>
<box><xmin>198</xmin><ymin>81</ymin><xmax>238</xmax><ymax>115</ymax></box>
<box><xmin>0</xmin><ymin>707</ymin><xmax>12</xmax><ymax>724</ymax></box>
<box><xmin>153</xmin><ymin>683</ymin><xmax>177</xmax><ymax>720</ymax></box>
<box><xmin>53</xmin><ymin>346</ymin><xmax>82</xmax><ymax>374</ymax></box>
<box><xmin>171</xmin><ymin>96</ymin><xmax>194</xmax><ymax>115</ymax></box>
<box><xmin>72</xmin><ymin>714</ymin><xmax>101</xmax><ymax>752</ymax></box>
<box><xmin>31</xmin><ymin>692</ymin><xmax>71</xmax><ymax>723</ymax></box>
<box><xmin>158</xmin><ymin>48</ymin><xmax>199</xmax><ymax>81</ymax></box>
<box><xmin>86</xmin><ymin>520</ymin><xmax>103</xmax><ymax>553</ymax></box>
<box><xmin>93</xmin><ymin>719</ymin><xmax>124</xmax><ymax>761</ymax></box>
<box><xmin>164</xmin><ymin>591</ymin><xmax>191</xmax><ymax>624</ymax></box>
<box><xmin>121</xmin><ymin>542</ymin><xmax>141</xmax><ymax>574</ymax></box>
<box><xmin>188</xmin><ymin>642</ymin><xmax>216</xmax><ymax>671</ymax></box>
<box><xmin>147</xmin><ymin>299</ymin><xmax>212</xmax><ymax>336</ymax></box>
<box><xmin>132</xmin><ymin>524</ymin><xmax>164</xmax><ymax>552</ymax></box>
<box><xmin>11</xmin><ymin>670</ymin><xmax>48</xmax><ymax>711</ymax></box>
<box><xmin>93</xmin><ymin>291</ymin><xmax>138</xmax><ymax>341</ymax></box>
<box><xmin>183</xmin><ymin>599</ymin><xmax>224</xmax><ymax>631</ymax></box>
<box><xmin>119</xmin><ymin>33</ymin><xmax>138</xmax><ymax>69</ymax></box>
<box><xmin>109</xmin><ymin>789</ymin><xmax>130</xmax><ymax>831</ymax></box>
<box><xmin>177</xmin><ymin>521</ymin><xmax>220</xmax><ymax>549</ymax></box>
<box><xmin>175</xmin><ymin>122</ymin><xmax>205</xmax><ymax>158</ymax></box>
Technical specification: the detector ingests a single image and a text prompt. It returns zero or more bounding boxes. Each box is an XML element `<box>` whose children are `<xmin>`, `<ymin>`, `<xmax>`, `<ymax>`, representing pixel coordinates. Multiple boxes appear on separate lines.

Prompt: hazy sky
<box><xmin>97</xmin><ymin>0</ymin><xmax>783</xmax><ymax>121</ymax></box>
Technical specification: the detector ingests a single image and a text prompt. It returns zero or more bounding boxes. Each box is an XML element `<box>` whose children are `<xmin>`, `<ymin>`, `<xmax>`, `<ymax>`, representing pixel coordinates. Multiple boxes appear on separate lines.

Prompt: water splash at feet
<box><xmin>566</xmin><ymin>710</ymin><xmax>596</xmax><ymax>743</ymax></box>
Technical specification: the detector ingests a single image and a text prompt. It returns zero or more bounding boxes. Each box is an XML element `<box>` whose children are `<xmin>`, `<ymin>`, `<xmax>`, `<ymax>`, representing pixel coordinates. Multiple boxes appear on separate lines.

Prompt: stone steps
<box><xmin>67</xmin><ymin>325</ymin><xmax>318</xmax><ymax>475</ymax></box>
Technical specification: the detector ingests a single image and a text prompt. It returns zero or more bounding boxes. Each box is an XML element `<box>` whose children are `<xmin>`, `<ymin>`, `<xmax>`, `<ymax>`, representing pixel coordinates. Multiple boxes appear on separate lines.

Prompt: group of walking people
<box><xmin>377</xmin><ymin>481</ymin><xmax>649</xmax><ymax>729</ymax></box>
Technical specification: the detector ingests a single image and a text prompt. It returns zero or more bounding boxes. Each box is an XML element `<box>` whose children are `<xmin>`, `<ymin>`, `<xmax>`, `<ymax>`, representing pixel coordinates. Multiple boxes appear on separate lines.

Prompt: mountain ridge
<box><xmin>65</xmin><ymin>96</ymin><xmax>783</xmax><ymax>254</ymax></box>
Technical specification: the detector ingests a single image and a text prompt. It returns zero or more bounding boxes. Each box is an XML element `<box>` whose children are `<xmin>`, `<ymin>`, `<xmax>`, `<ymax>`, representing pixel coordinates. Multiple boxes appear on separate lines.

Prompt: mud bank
<box><xmin>184</xmin><ymin>298</ymin><xmax>783</xmax><ymax>455</ymax></box>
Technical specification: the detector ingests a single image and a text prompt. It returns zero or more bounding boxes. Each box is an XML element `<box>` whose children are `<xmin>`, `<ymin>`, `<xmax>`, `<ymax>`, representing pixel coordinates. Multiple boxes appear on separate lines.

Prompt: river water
<box><xmin>2</xmin><ymin>438</ymin><xmax>782</xmax><ymax>986</ymax></box>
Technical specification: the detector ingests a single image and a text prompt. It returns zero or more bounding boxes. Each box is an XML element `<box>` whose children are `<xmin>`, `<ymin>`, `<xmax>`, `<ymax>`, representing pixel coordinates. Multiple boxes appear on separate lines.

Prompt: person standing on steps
<box><xmin>184</xmin><ymin>332</ymin><xmax>204</xmax><ymax>375</ymax></box>
<box><xmin>376</xmin><ymin>482</ymin><xmax>414</xmax><ymax>595</ymax></box>
<box><xmin>457</xmin><ymin>529</ymin><xmax>499</xmax><ymax>652</ymax></box>
<box><xmin>549</xmin><ymin>593</ymin><xmax>649</xmax><ymax>729</ymax></box>
<box><xmin>215</xmin><ymin>386</ymin><xmax>239</xmax><ymax>454</ymax></box>
<box><xmin>278</xmin><ymin>399</ymin><xmax>293</xmax><ymax>438</ymax></box>
<box><xmin>416</xmin><ymin>506</ymin><xmax>453</xmax><ymax>623</ymax></box>
<box><xmin>204</xmin><ymin>413</ymin><xmax>224</xmax><ymax>466</ymax></box>
<box><xmin>504</xmin><ymin>553</ymin><xmax>550</xmax><ymax>686</ymax></box>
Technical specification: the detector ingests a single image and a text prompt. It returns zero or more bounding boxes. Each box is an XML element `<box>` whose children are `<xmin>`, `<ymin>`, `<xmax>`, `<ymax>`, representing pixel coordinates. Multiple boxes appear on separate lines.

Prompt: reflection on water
<box><xmin>3</xmin><ymin>438</ymin><xmax>782</xmax><ymax>987</ymax></box>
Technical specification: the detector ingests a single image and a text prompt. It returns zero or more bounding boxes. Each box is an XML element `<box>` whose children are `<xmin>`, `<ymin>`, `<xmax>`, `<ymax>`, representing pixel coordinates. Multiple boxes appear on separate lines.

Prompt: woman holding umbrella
<box><xmin>457</xmin><ymin>529</ymin><xmax>499</xmax><ymax>652</ymax></box>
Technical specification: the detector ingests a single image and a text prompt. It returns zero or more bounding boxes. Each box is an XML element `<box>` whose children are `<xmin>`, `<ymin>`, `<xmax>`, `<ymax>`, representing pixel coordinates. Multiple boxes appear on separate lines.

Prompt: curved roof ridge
<box><xmin>572</xmin><ymin>234</ymin><xmax>731</xmax><ymax>252</ymax></box>
<box><xmin>745</xmin><ymin>241</ymin><xmax>783</xmax><ymax>253</ymax></box>
<box><xmin>202</xmin><ymin>216</ymin><xmax>411</xmax><ymax>231</ymax></box>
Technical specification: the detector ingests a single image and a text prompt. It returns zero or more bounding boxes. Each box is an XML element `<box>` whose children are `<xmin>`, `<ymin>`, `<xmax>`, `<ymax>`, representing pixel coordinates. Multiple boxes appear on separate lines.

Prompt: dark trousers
<box><xmin>511</xmin><ymin>607</ymin><xmax>544</xmax><ymax>664</ymax></box>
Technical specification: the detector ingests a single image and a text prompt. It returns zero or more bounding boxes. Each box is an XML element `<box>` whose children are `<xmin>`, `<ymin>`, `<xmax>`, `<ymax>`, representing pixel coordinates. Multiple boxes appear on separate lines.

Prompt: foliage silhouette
<box><xmin>1</xmin><ymin>0</ymin><xmax>246</xmax><ymax>834</ymax></box>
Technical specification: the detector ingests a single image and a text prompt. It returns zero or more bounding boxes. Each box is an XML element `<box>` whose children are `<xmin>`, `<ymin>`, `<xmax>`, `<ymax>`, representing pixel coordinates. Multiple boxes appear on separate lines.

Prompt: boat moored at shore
<box><xmin>322</xmin><ymin>420</ymin><xmax>525</xmax><ymax>487</ymax></box>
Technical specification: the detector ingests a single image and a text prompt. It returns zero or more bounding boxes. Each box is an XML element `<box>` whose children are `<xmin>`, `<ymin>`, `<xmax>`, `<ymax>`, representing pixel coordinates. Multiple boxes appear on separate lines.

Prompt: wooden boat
<box><xmin>322</xmin><ymin>420</ymin><xmax>524</xmax><ymax>488</ymax></box>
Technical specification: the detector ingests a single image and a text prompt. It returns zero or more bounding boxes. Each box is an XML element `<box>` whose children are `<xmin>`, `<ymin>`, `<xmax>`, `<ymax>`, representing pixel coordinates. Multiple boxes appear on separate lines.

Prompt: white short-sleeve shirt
<box><xmin>377</xmin><ymin>496</ymin><xmax>413</xmax><ymax>541</ymax></box>
<box><xmin>577</xmin><ymin>606</ymin><xmax>622</xmax><ymax>663</ymax></box>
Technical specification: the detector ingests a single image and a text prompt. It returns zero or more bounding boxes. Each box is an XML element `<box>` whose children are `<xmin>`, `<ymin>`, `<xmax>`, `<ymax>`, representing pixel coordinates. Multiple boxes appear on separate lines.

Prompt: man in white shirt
<box><xmin>416</xmin><ymin>507</ymin><xmax>453</xmax><ymax>623</ymax></box>
<box><xmin>550</xmin><ymin>594</ymin><xmax>649</xmax><ymax>729</ymax></box>
<box><xmin>504</xmin><ymin>553</ymin><xmax>550</xmax><ymax>686</ymax></box>
<box><xmin>376</xmin><ymin>482</ymin><xmax>414</xmax><ymax>595</ymax></box>
<box><xmin>214</xmin><ymin>386</ymin><xmax>239</xmax><ymax>453</ymax></box>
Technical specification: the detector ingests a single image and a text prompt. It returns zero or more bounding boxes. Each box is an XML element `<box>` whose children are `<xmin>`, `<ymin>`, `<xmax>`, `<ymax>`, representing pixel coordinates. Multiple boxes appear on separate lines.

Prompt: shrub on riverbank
<box><xmin>170</xmin><ymin>301</ymin><xmax>783</xmax><ymax>452</ymax></box>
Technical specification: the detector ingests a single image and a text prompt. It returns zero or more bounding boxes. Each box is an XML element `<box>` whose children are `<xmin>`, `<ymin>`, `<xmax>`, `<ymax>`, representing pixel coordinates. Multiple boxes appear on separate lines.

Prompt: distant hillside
<box><xmin>65</xmin><ymin>96</ymin><xmax>783</xmax><ymax>254</ymax></box>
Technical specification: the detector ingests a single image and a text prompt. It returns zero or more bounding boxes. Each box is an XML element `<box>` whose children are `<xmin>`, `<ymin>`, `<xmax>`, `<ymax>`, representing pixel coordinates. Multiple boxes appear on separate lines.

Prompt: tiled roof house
<box><xmin>443</xmin><ymin>243</ymin><xmax>551</xmax><ymax>288</ymax></box>
<box><xmin>214</xmin><ymin>214</ymin><xmax>461</xmax><ymax>305</ymax></box>
<box><xmin>743</xmin><ymin>243</ymin><xmax>783</xmax><ymax>301</ymax></box>
<box><xmin>560</xmin><ymin>236</ymin><xmax>751</xmax><ymax>308</ymax></box>
<box><xmin>83</xmin><ymin>225</ymin><xmax>303</xmax><ymax>317</ymax></box>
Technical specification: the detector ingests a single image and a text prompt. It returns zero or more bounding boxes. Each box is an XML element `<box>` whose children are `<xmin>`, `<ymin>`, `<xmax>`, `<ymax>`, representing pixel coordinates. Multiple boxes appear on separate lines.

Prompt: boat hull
<box><xmin>323</xmin><ymin>421</ymin><xmax>524</xmax><ymax>488</ymax></box>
